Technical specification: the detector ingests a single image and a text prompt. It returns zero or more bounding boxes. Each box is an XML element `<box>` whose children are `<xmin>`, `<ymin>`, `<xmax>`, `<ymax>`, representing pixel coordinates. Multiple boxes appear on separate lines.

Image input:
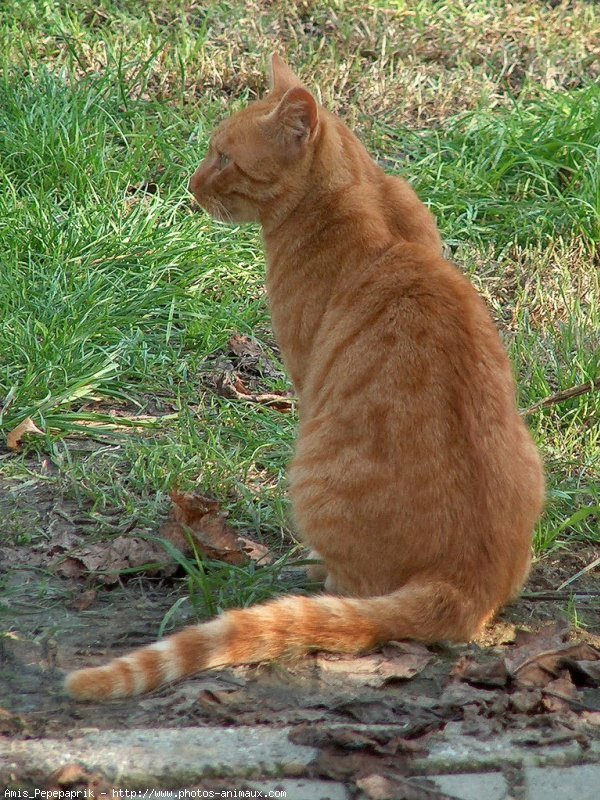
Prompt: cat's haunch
<box><xmin>66</xmin><ymin>54</ymin><xmax>544</xmax><ymax>701</ymax></box>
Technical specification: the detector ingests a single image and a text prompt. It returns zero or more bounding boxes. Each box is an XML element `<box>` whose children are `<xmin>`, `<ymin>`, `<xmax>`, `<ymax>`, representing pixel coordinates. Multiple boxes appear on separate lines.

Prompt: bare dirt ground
<box><xmin>1</xmin><ymin>489</ymin><xmax>598</xmax><ymax>755</ymax></box>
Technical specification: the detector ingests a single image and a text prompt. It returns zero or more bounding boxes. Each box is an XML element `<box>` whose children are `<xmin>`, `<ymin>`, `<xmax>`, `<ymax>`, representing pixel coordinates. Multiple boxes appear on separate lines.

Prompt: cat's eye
<box><xmin>218</xmin><ymin>152</ymin><xmax>230</xmax><ymax>170</ymax></box>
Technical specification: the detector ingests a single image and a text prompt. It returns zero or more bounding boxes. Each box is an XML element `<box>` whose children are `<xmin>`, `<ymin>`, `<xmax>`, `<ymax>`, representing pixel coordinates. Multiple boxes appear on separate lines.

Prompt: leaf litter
<box><xmin>1</xmin><ymin>471</ymin><xmax>599</xmax><ymax>792</ymax></box>
<box><xmin>202</xmin><ymin>332</ymin><xmax>295</xmax><ymax>412</ymax></box>
<box><xmin>454</xmin><ymin>620</ymin><xmax>600</xmax><ymax>701</ymax></box>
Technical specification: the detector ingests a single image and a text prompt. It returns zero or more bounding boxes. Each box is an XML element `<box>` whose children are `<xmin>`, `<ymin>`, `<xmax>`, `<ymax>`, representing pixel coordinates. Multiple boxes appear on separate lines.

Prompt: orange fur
<box><xmin>65</xmin><ymin>55</ymin><xmax>544</xmax><ymax>701</ymax></box>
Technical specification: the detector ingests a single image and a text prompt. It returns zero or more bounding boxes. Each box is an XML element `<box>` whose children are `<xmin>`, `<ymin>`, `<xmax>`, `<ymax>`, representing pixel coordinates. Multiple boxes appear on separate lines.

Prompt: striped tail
<box><xmin>65</xmin><ymin>581</ymin><xmax>481</xmax><ymax>701</ymax></box>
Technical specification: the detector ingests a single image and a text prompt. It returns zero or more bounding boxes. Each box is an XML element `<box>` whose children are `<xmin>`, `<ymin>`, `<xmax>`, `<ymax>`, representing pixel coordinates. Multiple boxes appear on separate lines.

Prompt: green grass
<box><xmin>0</xmin><ymin>0</ymin><xmax>598</xmax><ymax>617</ymax></box>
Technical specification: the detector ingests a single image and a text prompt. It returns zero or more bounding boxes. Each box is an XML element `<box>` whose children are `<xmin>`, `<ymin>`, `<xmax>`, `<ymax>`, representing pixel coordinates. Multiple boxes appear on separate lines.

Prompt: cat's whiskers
<box><xmin>209</xmin><ymin>197</ymin><xmax>233</xmax><ymax>224</ymax></box>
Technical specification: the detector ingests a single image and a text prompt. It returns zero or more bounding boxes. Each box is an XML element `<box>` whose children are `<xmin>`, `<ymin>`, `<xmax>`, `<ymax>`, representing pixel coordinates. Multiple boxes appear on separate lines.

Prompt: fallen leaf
<box><xmin>379</xmin><ymin>641</ymin><xmax>432</xmax><ymax>682</ymax></box>
<box><xmin>55</xmin><ymin>556</ymin><xmax>86</xmax><ymax>580</ymax></box>
<box><xmin>455</xmin><ymin>622</ymin><xmax>600</xmax><ymax>706</ymax></box>
<box><xmin>291</xmin><ymin>724</ymin><xmax>427</xmax><ymax>757</ymax></box>
<box><xmin>52</xmin><ymin>536</ymin><xmax>176</xmax><ymax>584</ymax></box>
<box><xmin>452</xmin><ymin>654</ymin><xmax>510</xmax><ymax>687</ymax></box>
<box><xmin>70</xmin><ymin>588</ymin><xmax>98</xmax><ymax>611</ymax></box>
<box><xmin>316</xmin><ymin>644</ymin><xmax>431</xmax><ymax>688</ymax></box>
<box><xmin>509</xmin><ymin>620</ymin><xmax>571</xmax><ymax>664</ymax></box>
<box><xmin>161</xmin><ymin>490</ymin><xmax>247</xmax><ymax>565</ymax></box>
<box><xmin>567</xmin><ymin>659</ymin><xmax>600</xmax><ymax>685</ymax></box>
<box><xmin>7</xmin><ymin>417</ymin><xmax>44</xmax><ymax>450</ymax></box>
<box><xmin>160</xmin><ymin>490</ymin><xmax>271</xmax><ymax>567</ymax></box>
<box><xmin>357</xmin><ymin>773</ymin><xmax>455</xmax><ymax>800</ymax></box>
<box><xmin>542</xmin><ymin>676</ymin><xmax>578</xmax><ymax>712</ymax></box>
<box><xmin>334</xmin><ymin>699</ymin><xmax>406</xmax><ymax>725</ymax></box>
<box><xmin>228</xmin><ymin>332</ymin><xmax>283</xmax><ymax>379</ymax></box>
<box><xmin>47</xmin><ymin>763</ymin><xmax>113</xmax><ymax>794</ymax></box>
<box><xmin>237</xmin><ymin>535</ymin><xmax>273</xmax><ymax>564</ymax></box>
<box><xmin>512</xmin><ymin>641</ymin><xmax>600</xmax><ymax>688</ymax></box>
<box><xmin>229</xmin><ymin>333</ymin><xmax>264</xmax><ymax>360</ymax></box>
<box><xmin>438</xmin><ymin>682</ymin><xmax>497</xmax><ymax>708</ymax></box>
<box><xmin>216</xmin><ymin>370</ymin><xmax>294</xmax><ymax>412</ymax></box>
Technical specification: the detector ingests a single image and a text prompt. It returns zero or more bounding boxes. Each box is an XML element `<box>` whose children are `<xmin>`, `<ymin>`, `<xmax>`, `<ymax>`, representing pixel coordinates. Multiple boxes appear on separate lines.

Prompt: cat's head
<box><xmin>189</xmin><ymin>54</ymin><xmax>321</xmax><ymax>226</ymax></box>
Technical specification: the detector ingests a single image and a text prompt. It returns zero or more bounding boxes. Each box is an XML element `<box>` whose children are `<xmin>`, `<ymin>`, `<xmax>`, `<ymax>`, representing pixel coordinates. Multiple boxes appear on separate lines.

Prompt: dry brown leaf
<box><xmin>55</xmin><ymin>556</ymin><xmax>86</xmax><ymax>580</ymax></box>
<box><xmin>452</xmin><ymin>655</ymin><xmax>510</xmax><ymax>687</ymax></box>
<box><xmin>357</xmin><ymin>774</ymin><xmax>454</xmax><ymax>800</ymax></box>
<box><xmin>316</xmin><ymin>644</ymin><xmax>431</xmax><ymax>688</ymax></box>
<box><xmin>512</xmin><ymin>641</ymin><xmax>600</xmax><ymax>688</ymax></box>
<box><xmin>161</xmin><ymin>489</ymin><xmax>246</xmax><ymax>565</ymax></box>
<box><xmin>509</xmin><ymin>619</ymin><xmax>571</xmax><ymax>658</ymax></box>
<box><xmin>229</xmin><ymin>333</ymin><xmax>264</xmax><ymax>360</ymax></box>
<box><xmin>47</xmin><ymin>763</ymin><xmax>113</xmax><ymax>794</ymax></box>
<box><xmin>53</xmin><ymin>536</ymin><xmax>176</xmax><ymax>584</ymax></box>
<box><xmin>7</xmin><ymin>417</ymin><xmax>44</xmax><ymax>450</ymax></box>
<box><xmin>160</xmin><ymin>490</ymin><xmax>272</xmax><ymax>567</ymax></box>
<box><xmin>568</xmin><ymin>659</ymin><xmax>600</xmax><ymax>685</ymax></box>
<box><xmin>216</xmin><ymin>370</ymin><xmax>294</xmax><ymax>412</ymax></box>
<box><xmin>237</xmin><ymin>535</ymin><xmax>273</xmax><ymax>564</ymax></box>
<box><xmin>438</xmin><ymin>681</ymin><xmax>496</xmax><ymax>708</ymax></box>
<box><xmin>456</xmin><ymin>622</ymin><xmax>600</xmax><ymax>706</ymax></box>
<box><xmin>70</xmin><ymin>588</ymin><xmax>98</xmax><ymax>611</ymax></box>
<box><xmin>542</xmin><ymin>676</ymin><xmax>578</xmax><ymax>712</ymax></box>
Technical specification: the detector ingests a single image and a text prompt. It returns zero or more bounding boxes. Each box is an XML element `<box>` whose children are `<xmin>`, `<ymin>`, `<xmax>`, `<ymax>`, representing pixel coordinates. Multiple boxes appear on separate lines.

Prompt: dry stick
<box><xmin>521</xmin><ymin>591</ymin><xmax>600</xmax><ymax>601</ymax></box>
<box><xmin>556</xmin><ymin>556</ymin><xmax>600</xmax><ymax>592</ymax></box>
<box><xmin>541</xmin><ymin>688</ymin><xmax>600</xmax><ymax>714</ymax></box>
<box><xmin>522</xmin><ymin>376</ymin><xmax>600</xmax><ymax>417</ymax></box>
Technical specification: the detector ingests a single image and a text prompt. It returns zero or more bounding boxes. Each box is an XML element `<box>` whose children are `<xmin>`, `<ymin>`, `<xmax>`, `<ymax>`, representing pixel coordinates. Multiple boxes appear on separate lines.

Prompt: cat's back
<box><xmin>305</xmin><ymin>240</ymin><xmax>513</xmax><ymax>409</ymax></box>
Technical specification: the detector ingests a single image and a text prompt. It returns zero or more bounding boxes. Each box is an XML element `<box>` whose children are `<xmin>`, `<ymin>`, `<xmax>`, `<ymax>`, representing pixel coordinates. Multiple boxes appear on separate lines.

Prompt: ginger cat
<box><xmin>66</xmin><ymin>55</ymin><xmax>544</xmax><ymax>700</ymax></box>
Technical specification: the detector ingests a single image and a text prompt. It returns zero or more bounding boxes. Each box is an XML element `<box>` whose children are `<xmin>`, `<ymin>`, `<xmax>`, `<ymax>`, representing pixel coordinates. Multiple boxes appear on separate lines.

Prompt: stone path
<box><xmin>2</xmin><ymin>725</ymin><xmax>599</xmax><ymax>798</ymax></box>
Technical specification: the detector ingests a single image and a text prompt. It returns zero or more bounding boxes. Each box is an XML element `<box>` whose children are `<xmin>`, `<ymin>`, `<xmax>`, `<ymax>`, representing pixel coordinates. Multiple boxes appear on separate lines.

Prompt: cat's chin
<box><xmin>196</xmin><ymin>198</ymin><xmax>256</xmax><ymax>225</ymax></box>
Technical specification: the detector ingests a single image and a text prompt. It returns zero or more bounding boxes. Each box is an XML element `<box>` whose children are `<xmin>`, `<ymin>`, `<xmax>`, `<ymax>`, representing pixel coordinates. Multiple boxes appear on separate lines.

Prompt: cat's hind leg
<box><xmin>306</xmin><ymin>549</ymin><xmax>328</xmax><ymax>583</ymax></box>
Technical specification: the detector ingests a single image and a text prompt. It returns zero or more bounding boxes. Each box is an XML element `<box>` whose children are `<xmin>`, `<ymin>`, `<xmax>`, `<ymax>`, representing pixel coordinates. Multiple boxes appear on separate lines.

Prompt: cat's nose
<box><xmin>188</xmin><ymin>170</ymin><xmax>202</xmax><ymax>196</ymax></box>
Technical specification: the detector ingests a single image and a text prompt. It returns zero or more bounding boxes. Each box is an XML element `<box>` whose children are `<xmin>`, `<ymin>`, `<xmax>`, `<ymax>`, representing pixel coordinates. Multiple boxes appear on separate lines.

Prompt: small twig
<box><xmin>556</xmin><ymin>556</ymin><xmax>600</xmax><ymax>592</ymax></box>
<box><xmin>522</xmin><ymin>377</ymin><xmax>600</xmax><ymax>417</ymax></box>
<box><xmin>541</xmin><ymin>688</ymin><xmax>600</xmax><ymax>713</ymax></box>
<box><xmin>521</xmin><ymin>591</ymin><xmax>600</xmax><ymax>601</ymax></box>
<box><xmin>216</xmin><ymin>371</ymin><xmax>296</xmax><ymax>412</ymax></box>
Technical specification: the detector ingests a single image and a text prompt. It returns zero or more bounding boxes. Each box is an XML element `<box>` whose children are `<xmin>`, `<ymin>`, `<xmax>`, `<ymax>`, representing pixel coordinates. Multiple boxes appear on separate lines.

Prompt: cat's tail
<box><xmin>65</xmin><ymin>579</ymin><xmax>485</xmax><ymax>700</ymax></box>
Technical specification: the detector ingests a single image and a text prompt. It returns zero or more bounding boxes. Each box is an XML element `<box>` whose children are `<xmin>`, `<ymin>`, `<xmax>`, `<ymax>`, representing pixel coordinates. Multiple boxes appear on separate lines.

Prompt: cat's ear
<box><xmin>269</xmin><ymin>53</ymin><xmax>303</xmax><ymax>93</ymax></box>
<box><xmin>271</xmin><ymin>86</ymin><xmax>319</xmax><ymax>145</ymax></box>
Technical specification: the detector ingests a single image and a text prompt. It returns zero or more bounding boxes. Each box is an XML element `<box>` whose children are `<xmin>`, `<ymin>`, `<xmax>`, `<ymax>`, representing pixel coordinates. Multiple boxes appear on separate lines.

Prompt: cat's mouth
<box><xmin>189</xmin><ymin>194</ymin><xmax>232</xmax><ymax>224</ymax></box>
<box><xmin>203</xmin><ymin>197</ymin><xmax>233</xmax><ymax>223</ymax></box>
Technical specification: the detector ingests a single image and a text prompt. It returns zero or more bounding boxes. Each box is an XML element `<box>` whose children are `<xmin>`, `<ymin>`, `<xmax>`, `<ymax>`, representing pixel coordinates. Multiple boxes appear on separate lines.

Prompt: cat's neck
<box><xmin>260</xmin><ymin>122</ymin><xmax>383</xmax><ymax>393</ymax></box>
<box><xmin>260</xmin><ymin>116</ymin><xmax>441</xmax><ymax>395</ymax></box>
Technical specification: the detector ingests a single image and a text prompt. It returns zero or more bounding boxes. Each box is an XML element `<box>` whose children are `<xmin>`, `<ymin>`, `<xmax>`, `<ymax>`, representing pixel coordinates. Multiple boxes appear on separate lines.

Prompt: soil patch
<box><xmin>1</xmin><ymin>533</ymin><xmax>598</xmax><ymax>743</ymax></box>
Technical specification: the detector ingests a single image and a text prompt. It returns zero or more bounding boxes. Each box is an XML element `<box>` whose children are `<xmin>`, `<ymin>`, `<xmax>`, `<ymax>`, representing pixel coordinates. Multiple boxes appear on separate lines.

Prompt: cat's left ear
<box><xmin>269</xmin><ymin>53</ymin><xmax>303</xmax><ymax>93</ymax></box>
<box><xmin>271</xmin><ymin>86</ymin><xmax>319</xmax><ymax>145</ymax></box>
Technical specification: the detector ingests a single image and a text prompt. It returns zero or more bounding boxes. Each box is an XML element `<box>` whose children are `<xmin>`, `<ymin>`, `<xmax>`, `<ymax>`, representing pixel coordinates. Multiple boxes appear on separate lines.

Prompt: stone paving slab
<box><xmin>1</xmin><ymin>727</ymin><xmax>317</xmax><ymax>788</ymax></box>
<box><xmin>2</xmin><ymin>726</ymin><xmax>600</xmax><ymax>795</ymax></box>
<box><xmin>423</xmin><ymin>728</ymin><xmax>600</xmax><ymax>773</ymax></box>
<box><xmin>430</xmin><ymin>772</ymin><xmax>509</xmax><ymax>800</ymax></box>
<box><xmin>525</xmin><ymin>765</ymin><xmax>600</xmax><ymax>800</ymax></box>
<box><xmin>247</xmin><ymin>779</ymin><xmax>351</xmax><ymax>800</ymax></box>
<box><xmin>136</xmin><ymin>782</ymin><xmax>351</xmax><ymax>800</ymax></box>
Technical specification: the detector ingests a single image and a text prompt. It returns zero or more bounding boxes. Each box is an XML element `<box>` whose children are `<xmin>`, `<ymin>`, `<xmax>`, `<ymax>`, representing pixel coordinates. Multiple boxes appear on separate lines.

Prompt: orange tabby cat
<box><xmin>66</xmin><ymin>55</ymin><xmax>544</xmax><ymax>700</ymax></box>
